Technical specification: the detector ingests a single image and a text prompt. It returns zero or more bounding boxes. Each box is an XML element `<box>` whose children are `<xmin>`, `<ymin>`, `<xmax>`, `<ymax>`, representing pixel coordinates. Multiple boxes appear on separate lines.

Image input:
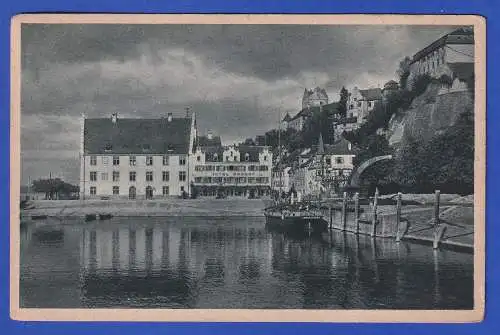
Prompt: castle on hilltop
<box><xmin>302</xmin><ymin>87</ymin><xmax>329</xmax><ymax>109</ymax></box>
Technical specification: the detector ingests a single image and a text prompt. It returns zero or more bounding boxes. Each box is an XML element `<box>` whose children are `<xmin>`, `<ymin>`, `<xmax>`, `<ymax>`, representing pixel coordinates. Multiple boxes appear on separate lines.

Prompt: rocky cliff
<box><xmin>386</xmin><ymin>81</ymin><xmax>474</xmax><ymax>149</ymax></box>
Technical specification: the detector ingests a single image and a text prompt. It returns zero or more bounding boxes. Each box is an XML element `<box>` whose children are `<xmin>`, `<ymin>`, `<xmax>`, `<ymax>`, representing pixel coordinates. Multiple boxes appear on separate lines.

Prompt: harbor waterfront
<box><xmin>17</xmin><ymin>22</ymin><xmax>480</xmax><ymax>317</ymax></box>
<box><xmin>20</xmin><ymin>215</ymin><xmax>473</xmax><ymax>309</ymax></box>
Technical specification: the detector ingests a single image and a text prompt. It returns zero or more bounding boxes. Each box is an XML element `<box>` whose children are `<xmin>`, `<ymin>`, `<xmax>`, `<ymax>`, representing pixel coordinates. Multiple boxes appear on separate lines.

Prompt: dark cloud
<box><xmin>22</xmin><ymin>24</ymin><xmax>458</xmax><ymax>81</ymax></box>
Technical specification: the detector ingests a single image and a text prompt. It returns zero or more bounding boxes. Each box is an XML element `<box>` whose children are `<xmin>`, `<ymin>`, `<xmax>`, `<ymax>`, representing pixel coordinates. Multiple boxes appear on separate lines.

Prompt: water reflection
<box><xmin>20</xmin><ymin>217</ymin><xmax>473</xmax><ymax>309</ymax></box>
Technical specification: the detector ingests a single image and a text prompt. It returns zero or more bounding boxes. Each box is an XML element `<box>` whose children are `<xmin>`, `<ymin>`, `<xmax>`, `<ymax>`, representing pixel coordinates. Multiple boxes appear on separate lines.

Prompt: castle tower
<box><xmin>302</xmin><ymin>87</ymin><xmax>329</xmax><ymax>109</ymax></box>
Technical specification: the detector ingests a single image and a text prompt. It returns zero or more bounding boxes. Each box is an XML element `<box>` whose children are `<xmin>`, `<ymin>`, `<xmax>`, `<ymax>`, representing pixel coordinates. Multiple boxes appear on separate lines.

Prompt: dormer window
<box><xmin>142</xmin><ymin>144</ymin><xmax>151</xmax><ymax>152</ymax></box>
<box><xmin>104</xmin><ymin>143</ymin><xmax>112</xmax><ymax>152</ymax></box>
<box><xmin>213</xmin><ymin>153</ymin><xmax>218</xmax><ymax>161</ymax></box>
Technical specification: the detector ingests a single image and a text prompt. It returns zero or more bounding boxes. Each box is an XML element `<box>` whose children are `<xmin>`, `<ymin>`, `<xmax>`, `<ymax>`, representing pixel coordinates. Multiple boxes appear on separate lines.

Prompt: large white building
<box><xmin>407</xmin><ymin>26</ymin><xmax>474</xmax><ymax>90</ymax></box>
<box><xmin>80</xmin><ymin>112</ymin><xmax>196</xmax><ymax>200</ymax></box>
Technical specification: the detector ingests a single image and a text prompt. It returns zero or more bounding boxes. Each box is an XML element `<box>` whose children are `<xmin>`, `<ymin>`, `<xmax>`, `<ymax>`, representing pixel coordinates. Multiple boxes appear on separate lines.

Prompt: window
<box><xmin>129</xmin><ymin>171</ymin><xmax>136</xmax><ymax>182</ymax></box>
<box><xmin>113</xmin><ymin>156</ymin><xmax>120</xmax><ymax>166</ymax></box>
<box><xmin>146</xmin><ymin>171</ymin><xmax>153</xmax><ymax>182</ymax></box>
<box><xmin>146</xmin><ymin>156</ymin><xmax>153</xmax><ymax>166</ymax></box>
<box><xmin>180</xmin><ymin>186</ymin><xmax>185</xmax><ymax>192</ymax></box>
<box><xmin>325</xmin><ymin>157</ymin><xmax>331</xmax><ymax>165</ymax></box>
<box><xmin>129</xmin><ymin>156</ymin><xmax>136</xmax><ymax>166</ymax></box>
<box><xmin>90</xmin><ymin>171</ymin><xmax>97</xmax><ymax>181</ymax></box>
<box><xmin>162</xmin><ymin>155</ymin><xmax>169</xmax><ymax>165</ymax></box>
<box><xmin>335</xmin><ymin>157</ymin><xmax>344</xmax><ymax>164</ymax></box>
<box><xmin>349</xmin><ymin>104</ymin><xmax>354</xmax><ymax>109</ymax></box>
<box><xmin>357</xmin><ymin>102</ymin><xmax>362</xmax><ymax>107</ymax></box>
<box><xmin>102</xmin><ymin>156</ymin><xmax>109</xmax><ymax>165</ymax></box>
<box><xmin>259</xmin><ymin>165</ymin><xmax>269</xmax><ymax>171</ymax></box>
<box><xmin>101</xmin><ymin>172</ymin><xmax>108</xmax><ymax>181</ymax></box>
<box><xmin>197</xmin><ymin>155</ymin><xmax>201</xmax><ymax>161</ymax></box>
<box><xmin>368</xmin><ymin>101</ymin><xmax>372</xmax><ymax>108</ymax></box>
<box><xmin>112</xmin><ymin>171</ymin><xmax>120</xmax><ymax>182</ymax></box>
<box><xmin>245</xmin><ymin>153</ymin><xmax>250</xmax><ymax>161</ymax></box>
<box><xmin>179</xmin><ymin>156</ymin><xmax>186</xmax><ymax>165</ymax></box>
<box><xmin>113</xmin><ymin>186</ymin><xmax>119</xmax><ymax>195</ymax></box>
<box><xmin>263</xmin><ymin>155</ymin><xmax>267</xmax><ymax>161</ymax></box>
<box><xmin>90</xmin><ymin>186</ymin><xmax>96</xmax><ymax>195</ymax></box>
<box><xmin>90</xmin><ymin>156</ymin><xmax>97</xmax><ymax>166</ymax></box>
<box><xmin>162</xmin><ymin>186</ymin><xmax>169</xmax><ymax>196</ymax></box>
<box><xmin>162</xmin><ymin>171</ymin><xmax>170</xmax><ymax>182</ymax></box>
<box><xmin>179</xmin><ymin>171</ymin><xmax>187</xmax><ymax>182</ymax></box>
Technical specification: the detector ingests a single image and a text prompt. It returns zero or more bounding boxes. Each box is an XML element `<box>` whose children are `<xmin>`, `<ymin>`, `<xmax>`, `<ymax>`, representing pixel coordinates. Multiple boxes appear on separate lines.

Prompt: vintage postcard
<box><xmin>10</xmin><ymin>14</ymin><xmax>485</xmax><ymax>322</ymax></box>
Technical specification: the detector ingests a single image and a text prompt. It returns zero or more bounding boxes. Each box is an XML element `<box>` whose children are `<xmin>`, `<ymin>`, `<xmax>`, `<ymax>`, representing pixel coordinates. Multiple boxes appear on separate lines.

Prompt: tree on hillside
<box><xmin>390</xmin><ymin>135</ymin><xmax>427</xmax><ymax>192</ymax></box>
<box><xmin>397</xmin><ymin>56</ymin><xmax>412</xmax><ymax>89</ymax></box>
<box><xmin>421</xmin><ymin>111</ymin><xmax>474</xmax><ymax>194</ymax></box>
<box><xmin>339</xmin><ymin>86</ymin><xmax>349</xmax><ymax>118</ymax></box>
<box><xmin>390</xmin><ymin>111</ymin><xmax>474</xmax><ymax>194</ymax></box>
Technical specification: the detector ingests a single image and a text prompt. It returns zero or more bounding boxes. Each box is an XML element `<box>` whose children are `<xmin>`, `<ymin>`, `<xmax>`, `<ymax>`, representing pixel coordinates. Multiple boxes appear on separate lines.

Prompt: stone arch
<box><xmin>348</xmin><ymin>155</ymin><xmax>393</xmax><ymax>189</ymax></box>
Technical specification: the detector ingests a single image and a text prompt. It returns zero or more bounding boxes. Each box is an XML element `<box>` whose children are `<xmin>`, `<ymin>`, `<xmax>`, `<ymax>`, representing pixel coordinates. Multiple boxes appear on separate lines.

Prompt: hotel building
<box><xmin>190</xmin><ymin>143</ymin><xmax>273</xmax><ymax>197</ymax></box>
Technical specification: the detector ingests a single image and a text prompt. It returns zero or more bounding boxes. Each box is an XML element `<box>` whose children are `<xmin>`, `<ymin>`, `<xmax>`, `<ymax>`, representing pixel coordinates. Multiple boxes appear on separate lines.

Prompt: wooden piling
<box><xmin>354</xmin><ymin>192</ymin><xmax>360</xmax><ymax>235</ymax></box>
<box><xmin>396</xmin><ymin>192</ymin><xmax>402</xmax><ymax>239</ymax></box>
<box><xmin>433</xmin><ymin>225</ymin><xmax>447</xmax><ymax>249</ymax></box>
<box><xmin>341</xmin><ymin>192</ymin><xmax>347</xmax><ymax>231</ymax></box>
<box><xmin>329</xmin><ymin>206</ymin><xmax>333</xmax><ymax>229</ymax></box>
<box><xmin>371</xmin><ymin>188</ymin><xmax>379</xmax><ymax>237</ymax></box>
<box><xmin>434</xmin><ymin>190</ymin><xmax>441</xmax><ymax>226</ymax></box>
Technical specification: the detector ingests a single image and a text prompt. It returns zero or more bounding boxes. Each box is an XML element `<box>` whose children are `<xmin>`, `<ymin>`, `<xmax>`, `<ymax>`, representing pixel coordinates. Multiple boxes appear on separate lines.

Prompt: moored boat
<box><xmin>264</xmin><ymin>203</ymin><xmax>327</xmax><ymax>233</ymax></box>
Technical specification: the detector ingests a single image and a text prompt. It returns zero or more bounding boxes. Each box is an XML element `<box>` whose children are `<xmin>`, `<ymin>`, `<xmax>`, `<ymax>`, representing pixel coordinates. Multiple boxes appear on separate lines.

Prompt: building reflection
<box><xmin>20</xmin><ymin>217</ymin><xmax>473</xmax><ymax>309</ymax></box>
<box><xmin>78</xmin><ymin>219</ymin><xmax>275</xmax><ymax>307</ymax></box>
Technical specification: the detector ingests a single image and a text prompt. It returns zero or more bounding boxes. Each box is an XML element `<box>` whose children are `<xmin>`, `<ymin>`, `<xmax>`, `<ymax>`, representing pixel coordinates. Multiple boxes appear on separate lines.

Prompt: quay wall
<box><xmin>21</xmin><ymin>198</ymin><xmax>269</xmax><ymax>218</ymax></box>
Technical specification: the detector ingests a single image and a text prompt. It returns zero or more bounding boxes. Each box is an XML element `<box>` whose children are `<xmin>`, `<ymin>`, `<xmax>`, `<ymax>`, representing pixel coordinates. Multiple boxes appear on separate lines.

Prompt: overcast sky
<box><xmin>20</xmin><ymin>23</ymin><xmax>458</xmax><ymax>185</ymax></box>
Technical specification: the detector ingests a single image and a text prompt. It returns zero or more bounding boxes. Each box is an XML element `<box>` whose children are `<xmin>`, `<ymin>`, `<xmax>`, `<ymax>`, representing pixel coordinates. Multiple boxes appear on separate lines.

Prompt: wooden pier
<box><xmin>271</xmin><ymin>190</ymin><xmax>474</xmax><ymax>252</ymax></box>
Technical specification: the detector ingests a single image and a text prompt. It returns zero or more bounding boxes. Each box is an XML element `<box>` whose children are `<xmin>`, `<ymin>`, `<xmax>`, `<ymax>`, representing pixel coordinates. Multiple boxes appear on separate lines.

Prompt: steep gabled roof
<box><xmin>290</xmin><ymin>102</ymin><xmax>342</xmax><ymax>121</ymax></box>
<box><xmin>200</xmin><ymin>146</ymin><xmax>225</xmax><ymax>162</ymax></box>
<box><xmin>197</xmin><ymin>135</ymin><xmax>222</xmax><ymax>147</ymax></box>
<box><xmin>237</xmin><ymin>145</ymin><xmax>268</xmax><ymax>162</ymax></box>
<box><xmin>411</xmin><ymin>26</ymin><xmax>474</xmax><ymax>64</ymax></box>
<box><xmin>324</xmin><ymin>137</ymin><xmax>355</xmax><ymax>156</ymax></box>
<box><xmin>359</xmin><ymin>88</ymin><xmax>382</xmax><ymax>101</ymax></box>
<box><xmin>84</xmin><ymin>117</ymin><xmax>192</xmax><ymax>155</ymax></box>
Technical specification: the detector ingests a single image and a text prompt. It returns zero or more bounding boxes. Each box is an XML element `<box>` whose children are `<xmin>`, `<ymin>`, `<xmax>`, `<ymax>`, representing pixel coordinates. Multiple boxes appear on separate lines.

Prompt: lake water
<box><xmin>20</xmin><ymin>216</ymin><xmax>473</xmax><ymax>309</ymax></box>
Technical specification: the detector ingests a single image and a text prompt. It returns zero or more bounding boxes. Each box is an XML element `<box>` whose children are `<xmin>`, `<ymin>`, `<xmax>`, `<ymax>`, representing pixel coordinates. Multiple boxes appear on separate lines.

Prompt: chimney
<box><xmin>111</xmin><ymin>113</ymin><xmax>118</xmax><ymax>124</ymax></box>
<box><xmin>207</xmin><ymin>130</ymin><xmax>213</xmax><ymax>140</ymax></box>
<box><xmin>167</xmin><ymin>112</ymin><xmax>173</xmax><ymax>122</ymax></box>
